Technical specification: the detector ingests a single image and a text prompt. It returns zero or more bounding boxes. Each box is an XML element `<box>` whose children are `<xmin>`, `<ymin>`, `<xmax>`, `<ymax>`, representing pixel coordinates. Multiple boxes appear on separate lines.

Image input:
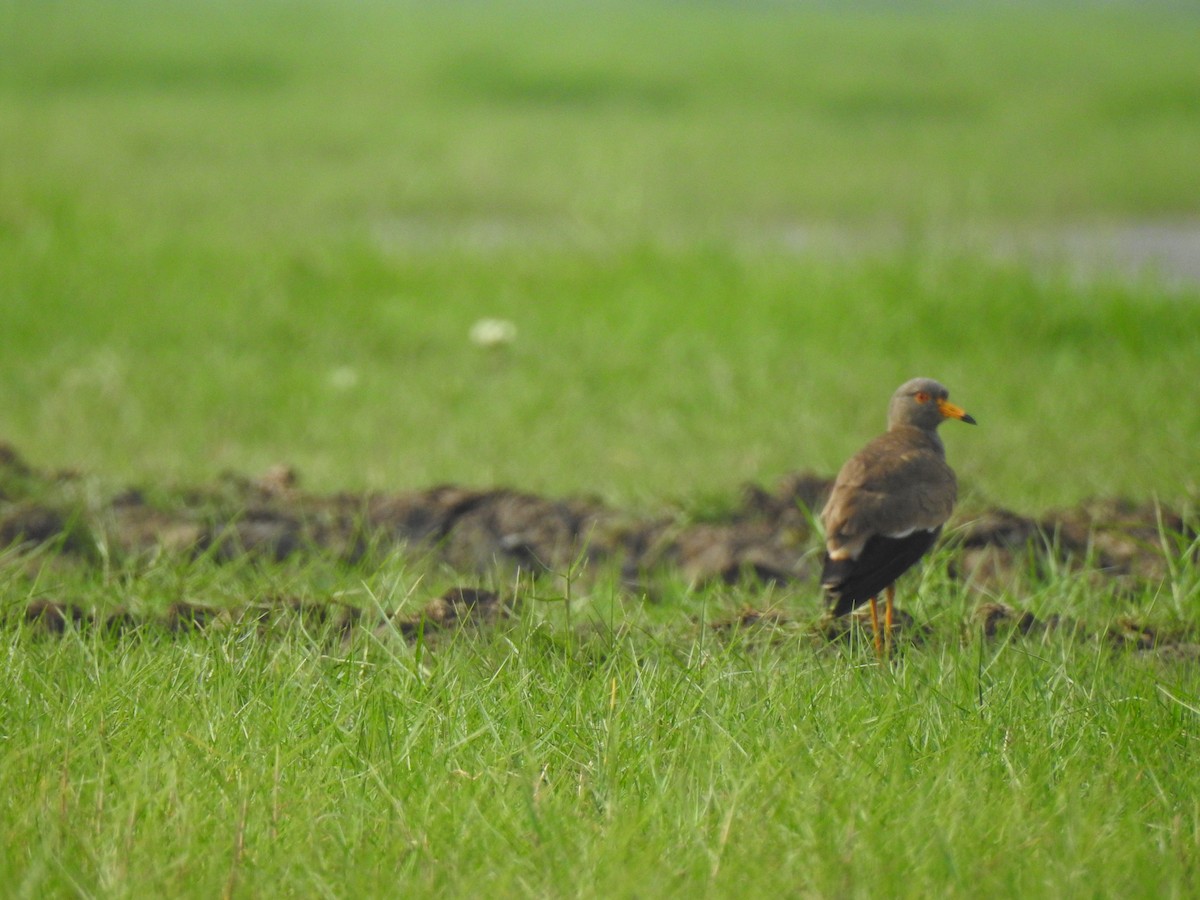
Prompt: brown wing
<box><xmin>820</xmin><ymin>428</ymin><xmax>957</xmax><ymax>560</ymax></box>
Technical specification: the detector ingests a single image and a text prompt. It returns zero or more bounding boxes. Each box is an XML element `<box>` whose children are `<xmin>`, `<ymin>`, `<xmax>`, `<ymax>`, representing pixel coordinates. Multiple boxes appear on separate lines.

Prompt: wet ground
<box><xmin>757</xmin><ymin>219</ymin><xmax>1200</xmax><ymax>290</ymax></box>
<box><xmin>373</xmin><ymin>216</ymin><xmax>1200</xmax><ymax>289</ymax></box>
<box><xmin>2</xmin><ymin>443</ymin><xmax>1196</xmax><ymax>656</ymax></box>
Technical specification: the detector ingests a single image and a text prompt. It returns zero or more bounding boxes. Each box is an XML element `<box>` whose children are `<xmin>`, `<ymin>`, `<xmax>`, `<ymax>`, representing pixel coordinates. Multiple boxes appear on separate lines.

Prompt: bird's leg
<box><xmin>868</xmin><ymin>596</ymin><xmax>882</xmax><ymax>659</ymax></box>
<box><xmin>884</xmin><ymin>585</ymin><xmax>895</xmax><ymax>658</ymax></box>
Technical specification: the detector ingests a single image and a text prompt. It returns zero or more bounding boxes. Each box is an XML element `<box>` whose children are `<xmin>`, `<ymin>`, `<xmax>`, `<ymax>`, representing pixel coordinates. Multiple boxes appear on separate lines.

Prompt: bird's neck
<box><xmin>888</xmin><ymin>423</ymin><xmax>945</xmax><ymax>457</ymax></box>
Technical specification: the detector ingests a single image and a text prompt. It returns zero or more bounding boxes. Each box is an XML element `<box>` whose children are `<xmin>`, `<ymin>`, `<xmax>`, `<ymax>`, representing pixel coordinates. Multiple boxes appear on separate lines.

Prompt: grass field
<box><xmin>5</xmin><ymin>580</ymin><xmax>1200</xmax><ymax>898</ymax></box>
<box><xmin>2</xmin><ymin>0</ymin><xmax>1199</xmax><ymax>506</ymax></box>
<box><xmin>2</xmin><ymin>1</ymin><xmax>1200</xmax><ymax>896</ymax></box>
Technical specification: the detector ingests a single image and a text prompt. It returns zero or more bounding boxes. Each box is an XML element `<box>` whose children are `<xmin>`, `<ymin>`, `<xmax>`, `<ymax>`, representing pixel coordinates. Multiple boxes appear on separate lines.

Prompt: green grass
<box><xmin>2</xmin><ymin>1</ymin><xmax>1200</xmax><ymax>896</ymax></box>
<box><xmin>3</xmin><ymin>552</ymin><xmax>1200</xmax><ymax>897</ymax></box>
<box><xmin>3</xmin><ymin>242</ymin><xmax>1198</xmax><ymax>509</ymax></box>
<box><xmin>2</xmin><ymin>0</ymin><xmax>1199</xmax><ymax>507</ymax></box>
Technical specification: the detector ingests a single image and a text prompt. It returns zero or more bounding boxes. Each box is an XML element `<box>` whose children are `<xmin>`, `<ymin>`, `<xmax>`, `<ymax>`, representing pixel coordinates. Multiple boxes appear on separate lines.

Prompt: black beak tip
<box><xmin>962</xmin><ymin>413</ymin><xmax>978</xmax><ymax>425</ymax></box>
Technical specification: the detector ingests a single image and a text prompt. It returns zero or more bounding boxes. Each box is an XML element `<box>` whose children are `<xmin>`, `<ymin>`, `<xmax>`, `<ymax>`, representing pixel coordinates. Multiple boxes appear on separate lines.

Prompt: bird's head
<box><xmin>888</xmin><ymin>377</ymin><xmax>977</xmax><ymax>431</ymax></box>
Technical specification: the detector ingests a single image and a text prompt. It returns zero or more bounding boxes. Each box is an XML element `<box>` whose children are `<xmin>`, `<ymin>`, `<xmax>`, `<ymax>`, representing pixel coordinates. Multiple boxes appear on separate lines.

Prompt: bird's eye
<box><xmin>915</xmin><ymin>391</ymin><xmax>930</xmax><ymax>404</ymax></box>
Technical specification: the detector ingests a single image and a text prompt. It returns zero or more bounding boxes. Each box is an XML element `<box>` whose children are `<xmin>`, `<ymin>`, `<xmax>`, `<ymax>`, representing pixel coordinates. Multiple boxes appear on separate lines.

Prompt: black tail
<box><xmin>822</xmin><ymin>528</ymin><xmax>940</xmax><ymax>616</ymax></box>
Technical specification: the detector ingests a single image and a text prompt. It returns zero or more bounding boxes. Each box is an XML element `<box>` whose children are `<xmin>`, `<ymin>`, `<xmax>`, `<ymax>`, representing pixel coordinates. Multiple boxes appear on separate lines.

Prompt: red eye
<box><xmin>915</xmin><ymin>391</ymin><xmax>930</xmax><ymax>403</ymax></box>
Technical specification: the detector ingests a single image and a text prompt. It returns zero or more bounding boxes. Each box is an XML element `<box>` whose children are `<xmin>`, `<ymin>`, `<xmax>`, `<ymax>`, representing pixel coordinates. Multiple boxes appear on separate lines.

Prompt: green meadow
<box><xmin>1</xmin><ymin>1</ymin><xmax>1199</xmax><ymax>896</ymax></box>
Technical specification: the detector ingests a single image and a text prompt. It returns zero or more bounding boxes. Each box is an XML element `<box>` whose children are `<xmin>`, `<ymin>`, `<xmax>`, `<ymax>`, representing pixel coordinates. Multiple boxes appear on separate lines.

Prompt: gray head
<box><xmin>887</xmin><ymin>377</ymin><xmax>977</xmax><ymax>432</ymax></box>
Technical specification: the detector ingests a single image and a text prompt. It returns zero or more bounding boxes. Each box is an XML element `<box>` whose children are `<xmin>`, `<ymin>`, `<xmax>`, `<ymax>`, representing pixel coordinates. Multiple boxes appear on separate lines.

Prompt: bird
<box><xmin>820</xmin><ymin>377</ymin><xmax>976</xmax><ymax>657</ymax></box>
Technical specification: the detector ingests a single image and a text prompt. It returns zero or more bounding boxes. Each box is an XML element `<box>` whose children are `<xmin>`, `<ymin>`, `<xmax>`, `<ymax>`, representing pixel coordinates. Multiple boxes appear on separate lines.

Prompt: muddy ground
<box><xmin>1</xmin><ymin>443</ymin><xmax>1196</xmax><ymax>656</ymax></box>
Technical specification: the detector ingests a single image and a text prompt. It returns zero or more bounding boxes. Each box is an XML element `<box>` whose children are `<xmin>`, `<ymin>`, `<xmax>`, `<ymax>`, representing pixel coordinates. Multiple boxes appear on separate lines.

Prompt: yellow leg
<box><xmin>868</xmin><ymin>596</ymin><xmax>882</xmax><ymax>659</ymax></box>
<box><xmin>884</xmin><ymin>585</ymin><xmax>895</xmax><ymax>658</ymax></box>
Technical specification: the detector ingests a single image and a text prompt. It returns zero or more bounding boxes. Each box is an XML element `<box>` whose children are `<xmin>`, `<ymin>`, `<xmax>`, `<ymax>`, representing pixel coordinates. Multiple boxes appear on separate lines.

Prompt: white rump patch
<box><xmin>884</xmin><ymin>527</ymin><xmax>935</xmax><ymax>540</ymax></box>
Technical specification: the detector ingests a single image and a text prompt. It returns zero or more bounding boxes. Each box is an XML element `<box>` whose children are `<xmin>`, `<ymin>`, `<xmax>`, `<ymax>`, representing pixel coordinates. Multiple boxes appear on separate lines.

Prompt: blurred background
<box><xmin>1</xmin><ymin>0</ymin><xmax>1197</xmax><ymax>509</ymax></box>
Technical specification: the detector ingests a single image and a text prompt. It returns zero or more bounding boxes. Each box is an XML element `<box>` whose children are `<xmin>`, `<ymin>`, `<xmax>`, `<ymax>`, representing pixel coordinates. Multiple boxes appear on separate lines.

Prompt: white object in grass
<box><xmin>328</xmin><ymin>366</ymin><xmax>360</xmax><ymax>390</ymax></box>
<box><xmin>469</xmin><ymin>318</ymin><xmax>517</xmax><ymax>348</ymax></box>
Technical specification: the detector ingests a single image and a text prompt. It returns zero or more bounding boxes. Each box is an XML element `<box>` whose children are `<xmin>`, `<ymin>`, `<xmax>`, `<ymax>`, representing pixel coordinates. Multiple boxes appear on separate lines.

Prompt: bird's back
<box><xmin>820</xmin><ymin>426</ymin><xmax>957</xmax><ymax>614</ymax></box>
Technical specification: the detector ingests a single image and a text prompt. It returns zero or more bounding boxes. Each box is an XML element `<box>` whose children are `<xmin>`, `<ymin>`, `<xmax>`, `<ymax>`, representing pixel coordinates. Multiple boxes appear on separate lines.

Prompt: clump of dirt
<box><xmin>955</xmin><ymin>499</ymin><xmax>1197</xmax><ymax>593</ymax></box>
<box><xmin>709</xmin><ymin>606</ymin><xmax>794</xmax><ymax>633</ymax></box>
<box><xmin>14</xmin><ymin>584</ymin><xmax>512</xmax><ymax>645</ymax></box>
<box><xmin>163</xmin><ymin>601</ymin><xmax>221</xmax><ymax>633</ymax></box>
<box><xmin>972</xmin><ymin>601</ymin><xmax>1041</xmax><ymax>637</ymax></box>
<box><xmin>236</xmin><ymin>595</ymin><xmax>365</xmax><ymax>640</ymax></box>
<box><xmin>24</xmin><ymin>599</ymin><xmax>89</xmax><ymax>634</ymax></box>
<box><xmin>20</xmin><ymin>598</ymin><xmax>221</xmax><ymax>636</ymax></box>
<box><xmin>386</xmin><ymin>586</ymin><xmax>511</xmax><ymax>639</ymax></box>
<box><xmin>0</xmin><ymin>441</ymin><xmax>838</xmax><ymax>588</ymax></box>
<box><xmin>968</xmin><ymin>600</ymin><xmax>1200</xmax><ymax>663</ymax></box>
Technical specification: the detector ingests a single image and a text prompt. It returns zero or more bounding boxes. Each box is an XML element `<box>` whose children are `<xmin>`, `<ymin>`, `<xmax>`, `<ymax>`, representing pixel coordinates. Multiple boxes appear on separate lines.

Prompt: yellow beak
<box><xmin>937</xmin><ymin>398</ymin><xmax>977</xmax><ymax>425</ymax></box>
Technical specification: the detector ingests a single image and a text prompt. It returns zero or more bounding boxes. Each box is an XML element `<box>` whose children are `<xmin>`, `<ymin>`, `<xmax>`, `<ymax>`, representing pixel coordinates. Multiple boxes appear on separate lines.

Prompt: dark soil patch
<box><xmin>386</xmin><ymin>586</ymin><xmax>511</xmax><ymax>640</ymax></box>
<box><xmin>0</xmin><ymin>442</ymin><xmax>840</xmax><ymax>587</ymax></box>
<box><xmin>163</xmin><ymin>601</ymin><xmax>222</xmax><ymax>634</ymax></box>
<box><xmin>710</xmin><ymin>606</ymin><xmax>794</xmax><ymax>633</ymax></box>
<box><xmin>1</xmin><ymin>442</ymin><xmax>1196</xmax><ymax>655</ymax></box>
<box><xmin>24</xmin><ymin>599</ymin><xmax>90</xmax><ymax>634</ymax></box>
